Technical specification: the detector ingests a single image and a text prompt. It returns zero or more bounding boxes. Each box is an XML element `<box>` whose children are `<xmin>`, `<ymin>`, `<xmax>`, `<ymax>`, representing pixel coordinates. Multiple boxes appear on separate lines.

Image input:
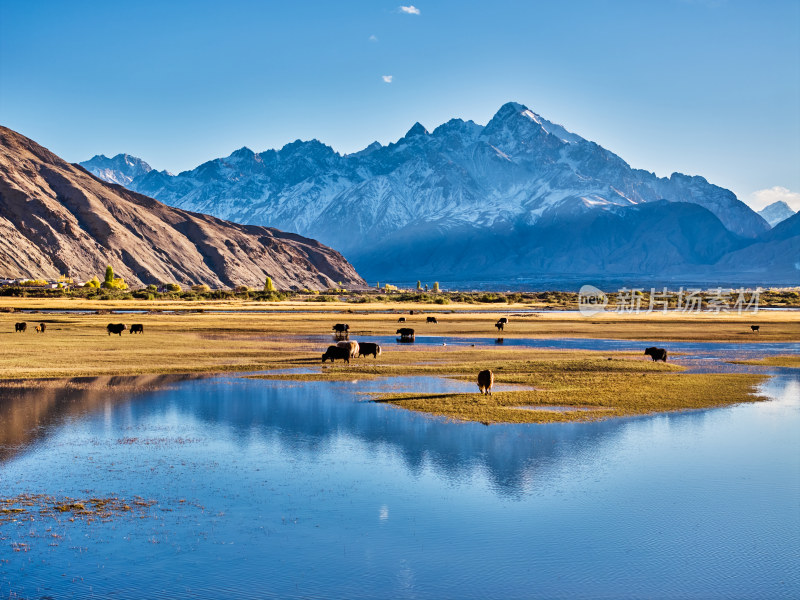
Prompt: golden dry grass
<box><xmin>730</xmin><ymin>355</ymin><xmax>800</xmax><ymax>368</ymax></box>
<box><xmin>1</xmin><ymin>296</ymin><xmax>796</xmax><ymax>342</ymax></box>
<box><xmin>0</xmin><ymin>301</ymin><xmax>777</xmax><ymax>424</ymax></box>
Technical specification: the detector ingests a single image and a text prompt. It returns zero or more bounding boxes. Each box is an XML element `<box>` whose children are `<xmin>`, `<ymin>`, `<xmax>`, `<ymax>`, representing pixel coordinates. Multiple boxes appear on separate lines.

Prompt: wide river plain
<box><xmin>1</xmin><ymin>337</ymin><xmax>798</xmax><ymax>599</ymax></box>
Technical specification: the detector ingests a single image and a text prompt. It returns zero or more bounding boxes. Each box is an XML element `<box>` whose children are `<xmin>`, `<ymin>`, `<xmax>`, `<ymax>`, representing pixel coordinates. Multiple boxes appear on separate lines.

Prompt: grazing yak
<box><xmin>751</xmin><ymin>325</ymin><xmax>760</xmax><ymax>333</ymax></box>
<box><xmin>495</xmin><ymin>321</ymin><xmax>504</xmax><ymax>332</ymax></box>
<box><xmin>426</xmin><ymin>316</ymin><xmax>438</xmax><ymax>324</ymax></box>
<box><xmin>644</xmin><ymin>347</ymin><xmax>668</xmax><ymax>362</ymax></box>
<box><xmin>322</xmin><ymin>345</ymin><xmax>350</xmax><ymax>364</ymax></box>
<box><xmin>337</xmin><ymin>340</ymin><xmax>360</xmax><ymax>358</ymax></box>
<box><xmin>498</xmin><ymin>317</ymin><xmax>509</xmax><ymax>325</ymax></box>
<box><xmin>14</xmin><ymin>322</ymin><xmax>26</xmax><ymax>333</ymax></box>
<box><xmin>130</xmin><ymin>324</ymin><xmax>144</xmax><ymax>334</ymax></box>
<box><xmin>38</xmin><ymin>322</ymin><xmax>46</xmax><ymax>333</ymax></box>
<box><xmin>396</xmin><ymin>328</ymin><xmax>415</xmax><ymax>339</ymax></box>
<box><xmin>107</xmin><ymin>323</ymin><xmax>127</xmax><ymax>336</ymax></box>
<box><xmin>332</xmin><ymin>323</ymin><xmax>349</xmax><ymax>334</ymax></box>
<box><xmin>358</xmin><ymin>342</ymin><xmax>382</xmax><ymax>359</ymax></box>
<box><xmin>477</xmin><ymin>370</ymin><xmax>494</xmax><ymax>395</ymax></box>
<box><xmin>398</xmin><ymin>317</ymin><xmax>406</xmax><ymax>323</ymax></box>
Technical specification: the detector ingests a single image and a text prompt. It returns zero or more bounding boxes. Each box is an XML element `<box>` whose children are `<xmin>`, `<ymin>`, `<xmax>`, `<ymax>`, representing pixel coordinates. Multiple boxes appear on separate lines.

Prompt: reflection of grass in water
<box><xmin>730</xmin><ymin>355</ymin><xmax>800</xmax><ymax>368</ymax></box>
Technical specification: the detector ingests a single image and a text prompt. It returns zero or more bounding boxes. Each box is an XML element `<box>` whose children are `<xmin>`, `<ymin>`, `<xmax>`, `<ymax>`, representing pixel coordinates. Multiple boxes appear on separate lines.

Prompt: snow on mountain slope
<box><xmin>758</xmin><ymin>200</ymin><xmax>796</xmax><ymax>227</ymax></box>
<box><xmin>79</xmin><ymin>153</ymin><xmax>153</xmax><ymax>186</ymax></box>
<box><xmin>93</xmin><ymin>102</ymin><xmax>778</xmax><ymax>280</ymax></box>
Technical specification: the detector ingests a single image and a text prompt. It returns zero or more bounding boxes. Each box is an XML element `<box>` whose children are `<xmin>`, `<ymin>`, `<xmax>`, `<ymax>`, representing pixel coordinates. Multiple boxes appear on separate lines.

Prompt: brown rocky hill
<box><xmin>0</xmin><ymin>126</ymin><xmax>365</xmax><ymax>290</ymax></box>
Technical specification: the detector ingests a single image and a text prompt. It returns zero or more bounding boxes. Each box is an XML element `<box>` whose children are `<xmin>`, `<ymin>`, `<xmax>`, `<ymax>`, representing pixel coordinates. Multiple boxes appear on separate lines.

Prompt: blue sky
<box><xmin>1</xmin><ymin>0</ymin><xmax>798</xmax><ymax>209</ymax></box>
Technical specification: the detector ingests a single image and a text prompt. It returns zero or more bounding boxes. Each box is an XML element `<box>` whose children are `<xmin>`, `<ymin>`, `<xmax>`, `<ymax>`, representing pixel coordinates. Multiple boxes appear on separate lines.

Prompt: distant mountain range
<box><xmin>0</xmin><ymin>126</ymin><xmax>364</xmax><ymax>290</ymax></box>
<box><xmin>758</xmin><ymin>201</ymin><xmax>796</xmax><ymax>227</ymax></box>
<box><xmin>80</xmin><ymin>102</ymin><xmax>798</xmax><ymax>284</ymax></box>
<box><xmin>81</xmin><ymin>153</ymin><xmax>154</xmax><ymax>186</ymax></box>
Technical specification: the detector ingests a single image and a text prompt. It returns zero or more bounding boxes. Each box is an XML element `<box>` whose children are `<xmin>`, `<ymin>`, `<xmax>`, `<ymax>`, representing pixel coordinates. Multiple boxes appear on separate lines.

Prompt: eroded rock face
<box><xmin>0</xmin><ymin>126</ymin><xmax>365</xmax><ymax>290</ymax></box>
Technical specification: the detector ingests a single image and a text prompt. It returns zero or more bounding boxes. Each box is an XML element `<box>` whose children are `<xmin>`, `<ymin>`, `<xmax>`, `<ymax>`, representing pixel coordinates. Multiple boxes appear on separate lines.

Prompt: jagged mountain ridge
<box><xmin>0</xmin><ymin>126</ymin><xmax>365</xmax><ymax>289</ymax></box>
<box><xmin>81</xmin><ymin>153</ymin><xmax>154</xmax><ymax>186</ymax></box>
<box><xmin>82</xmin><ymin>102</ymin><xmax>789</xmax><ymax>281</ymax></box>
<box><xmin>758</xmin><ymin>201</ymin><xmax>796</xmax><ymax>227</ymax></box>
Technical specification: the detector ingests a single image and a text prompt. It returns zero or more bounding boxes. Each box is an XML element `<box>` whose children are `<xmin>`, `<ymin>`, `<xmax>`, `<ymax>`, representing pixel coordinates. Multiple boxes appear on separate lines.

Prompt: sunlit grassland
<box><xmin>0</xmin><ymin>305</ymin><xmax>777</xmax><ymax>423</ymax></box>
<box><xmin>1</xmin><ymin>296</ymin><xmax>797</xmax><ymax>344</ymax></box>
<box><xmin>730</xmin><ymin>355</ymin><xmax>800</xmax><ymax>368</ymax></box>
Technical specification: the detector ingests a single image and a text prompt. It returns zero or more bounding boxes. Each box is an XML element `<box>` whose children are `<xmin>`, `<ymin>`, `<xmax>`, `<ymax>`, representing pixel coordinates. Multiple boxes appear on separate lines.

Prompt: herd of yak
<box><xmin>10</xmin><ymin>316</ymin><xmax>764</xmax><ymax>395</ymax></box>
<box><xmin>13</xmin><ymin>322</ymin><xmax>144</xmax><ymax>335</ymax></box>
<box><xmin>322</xmin><ymin>317</ymin><xmax>765</xmax><ymax>394</ymax></box>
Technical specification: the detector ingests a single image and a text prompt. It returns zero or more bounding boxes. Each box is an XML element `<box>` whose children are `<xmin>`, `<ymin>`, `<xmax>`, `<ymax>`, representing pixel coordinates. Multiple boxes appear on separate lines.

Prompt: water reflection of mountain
<box><xmin>4</xmin><ymin>373</ymin><xmax>794</xmax><ymax>497</ymax></box>
<box><xmin>118</xmin><ymin>377</ymin><xmax>642</xmax><ymax>496</ymax></box>
<box><xmin>0</xmin><ymin>374</ymin><xmax>200</xmax><ymax>462</ymax></box>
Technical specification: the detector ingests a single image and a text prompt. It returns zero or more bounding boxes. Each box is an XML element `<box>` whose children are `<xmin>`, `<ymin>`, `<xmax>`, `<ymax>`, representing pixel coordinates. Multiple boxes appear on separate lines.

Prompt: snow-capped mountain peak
<box><xmin>79</xmin><ymin>153</ymin><xmax>153</xmax><ymax>186</ymax></box>
<box><xmin>87</xmin><ymin>101</ymin><xmax>774</xmax><ymax>280</ymax></box>
<box><xmin>758</xmin><ymin>200</ymin><xmax>797</xmax><ymax>227</ymax></box>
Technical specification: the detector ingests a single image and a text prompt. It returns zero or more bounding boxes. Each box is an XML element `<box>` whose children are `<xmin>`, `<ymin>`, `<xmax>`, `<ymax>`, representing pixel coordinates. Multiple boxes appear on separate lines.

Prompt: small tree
<box><xmin>264</xmin><ymin>277</ymin><xmax>276</xmax><ymax>292</ymax></box>
<box><xmin>425</xmin><ymin>284</ymin><xmax>429</xmax><ymax>292</ymax></box>
<box><xmin>416</xmin><ymin>280</ymin><xmax>422</xmax><ymax>291</ymax></box>
<box><xmin>104</xmin><ymin>265</ymin><xmax>114</xmax><ymax>287</ymax></box>
<box><xmin>85</xmin><ymin>276</ymin><xmax>101</xmax><ymax>288</ymax></box>
<box><xmin>433</xmin><ymin>282</ymin><xmax>440</xmax><ymax>293</ymax></box>
<box><xmin>376</xmin><ymin>281</ymin><xmax>380</xmax><ymax>289</ymax></box>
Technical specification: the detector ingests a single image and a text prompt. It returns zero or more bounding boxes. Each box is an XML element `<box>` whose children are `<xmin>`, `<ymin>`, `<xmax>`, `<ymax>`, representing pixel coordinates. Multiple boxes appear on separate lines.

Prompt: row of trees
<box><xmin>82</xmin><ymin>267</ymin><xmax>279</xmax><ymax>293</ymax></box>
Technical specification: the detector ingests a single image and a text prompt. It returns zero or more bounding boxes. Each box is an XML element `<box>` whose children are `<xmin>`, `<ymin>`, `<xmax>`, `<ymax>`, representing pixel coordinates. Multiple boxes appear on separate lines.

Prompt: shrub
<box><xmin>19</xmin><ymin>279</ymin><xmax>49</xmax><ymax>287</ymax></box>
<box><xmin>192</xmin><ymin>284</ymin><xmax>211</xmax><ymax>293</ymax></box>
<box><xmin>264</xmin><ymin>277</ymin><xmax>276</xmax><ymax>292</ymax></box>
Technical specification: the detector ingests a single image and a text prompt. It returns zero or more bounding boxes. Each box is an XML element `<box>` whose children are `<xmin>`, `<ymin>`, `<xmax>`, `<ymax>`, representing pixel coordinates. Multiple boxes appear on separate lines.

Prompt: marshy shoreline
<box><xmin>1</xmin><ymin>297</ymin><xmax>796</xmax><ymax>424</ymax></box>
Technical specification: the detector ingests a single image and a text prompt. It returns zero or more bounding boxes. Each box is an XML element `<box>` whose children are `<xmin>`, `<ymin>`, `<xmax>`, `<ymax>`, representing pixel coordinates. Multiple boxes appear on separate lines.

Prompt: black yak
<box><xmin>322</xmin><ymin>345</ymin><xmax>350</xmax><ymax>364</ymax></box>
<box><xmin>477</xmin><ymin>370</ymin><xmax>494</xmax><ymax>395</ymax></box>
<box><xmin>426</xmin><ymin>316</ymin><xmax>438</xmax><ymax>324</ymax></box>
<box><xmin>14</xmin><ymin>322</ymin><xmax>26</xmax><ymax>333</ymax></box>
<box><xmin>358</xmin><ymin>342</ymin><xmax>382</xmax><ymax>358</ymax></box>
<box><xmin>107</xmin><ymin>323</ymin><xmax>127</xmax><ymax>336</ymax></box>
<box><xmin>130</xmin><ymin>324</ymin><xmax>144</xmax><ymax>334</ymax></box>
<box><xmin>644</xmin><ymin>347</ymin><xmax>668</xmax><ymax>362</ymax></box>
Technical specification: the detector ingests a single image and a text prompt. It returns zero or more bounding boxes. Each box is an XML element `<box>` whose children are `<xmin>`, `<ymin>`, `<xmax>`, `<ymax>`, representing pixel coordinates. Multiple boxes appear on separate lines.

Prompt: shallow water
<box><xmin>309</xmin><ymin>333</ymin><xmax>800</xmax><ymax>374</ymax></box>
<box><xmin>0</xmin><ymin>356</ymin><xmax>798</xmax><ymax>597</ymax></box>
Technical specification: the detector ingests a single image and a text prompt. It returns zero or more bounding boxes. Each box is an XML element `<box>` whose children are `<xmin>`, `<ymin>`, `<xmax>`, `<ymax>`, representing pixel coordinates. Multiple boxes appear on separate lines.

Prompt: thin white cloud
<box><xmin>369</xmin><ymin>34</ymin><xmax>378</xmax><ymax>42</ymax></box>
<box><xmin>399</xmin><ymin>5</ymin><xmax>421</xmax><ymax>15</ymax></box>
<box><xmin>382</xmin><ymin>75</ymin><xmax>393</xmax><ymax>83</ymax></box>
<box><xmin>749</xmin><ymin>186</ymin><xmax>800</xmax><ymax>212</ymax></box>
